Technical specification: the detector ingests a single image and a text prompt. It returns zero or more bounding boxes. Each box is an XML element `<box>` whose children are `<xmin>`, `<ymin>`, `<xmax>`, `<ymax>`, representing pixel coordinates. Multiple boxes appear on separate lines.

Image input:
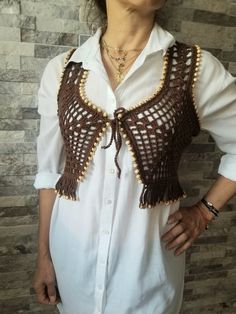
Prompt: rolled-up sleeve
<box><xmin>33</xmin><ymin>53</ymin><xmax>67</xmax><ymax>189</ymax></box>
<box><xmin>196</xmin><ymin>50</ymin><xmax>236</xmax><ymax>181</ymax></box>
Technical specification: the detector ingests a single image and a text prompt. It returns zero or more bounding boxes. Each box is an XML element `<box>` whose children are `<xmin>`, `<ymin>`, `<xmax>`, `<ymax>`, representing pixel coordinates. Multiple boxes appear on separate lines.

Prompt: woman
<box><xmin>32</xmin><ymin>0</ymin><xmax>236</xmax><ymax>313</ymax></box>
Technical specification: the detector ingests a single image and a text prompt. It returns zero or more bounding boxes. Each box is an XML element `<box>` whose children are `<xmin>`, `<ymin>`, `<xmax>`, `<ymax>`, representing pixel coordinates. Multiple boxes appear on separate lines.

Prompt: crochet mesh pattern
<box><xmin>55</xmin><ymin>41</ymin><xmax>201</xmax><ymax>208</ymax></box>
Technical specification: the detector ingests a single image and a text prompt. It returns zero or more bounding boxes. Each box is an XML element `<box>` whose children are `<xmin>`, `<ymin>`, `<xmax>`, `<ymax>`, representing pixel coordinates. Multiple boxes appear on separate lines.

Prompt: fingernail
<box><xmin>167</xmin><ymin>219</ymin><xmax>173</xmax><ymax>224</ymax></box>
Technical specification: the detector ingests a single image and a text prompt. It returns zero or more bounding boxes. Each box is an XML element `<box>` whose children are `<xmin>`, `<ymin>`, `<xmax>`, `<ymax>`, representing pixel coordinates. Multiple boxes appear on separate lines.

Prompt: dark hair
<box><xmin>93</xmin><ymin>0</ymin><xmax>107</xmax><ymax>16</ymax></box>
<box><xmin>86</xmin><ymin>0</ymin><xmax>167</xmax><ymax>33</ymax></box>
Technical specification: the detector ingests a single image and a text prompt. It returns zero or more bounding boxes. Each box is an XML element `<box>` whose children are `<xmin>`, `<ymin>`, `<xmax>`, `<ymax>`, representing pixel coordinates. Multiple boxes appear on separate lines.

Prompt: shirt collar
<box><xmin>65</xmin><ymin>23</ymin><xmax>175</xmax><ymax>68</ymax></box>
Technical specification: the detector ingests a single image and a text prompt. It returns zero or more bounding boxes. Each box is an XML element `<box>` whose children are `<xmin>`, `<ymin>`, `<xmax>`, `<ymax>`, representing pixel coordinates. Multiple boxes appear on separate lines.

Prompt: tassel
<box><xmin>139</xmin><ymin>179</ymin><xmax>184</xmax><ymax>208</ymax></box>
<box><xmin>55</xmin><ymin>173</ymin><xmax>79</xmax><ymax>201</ymax></box>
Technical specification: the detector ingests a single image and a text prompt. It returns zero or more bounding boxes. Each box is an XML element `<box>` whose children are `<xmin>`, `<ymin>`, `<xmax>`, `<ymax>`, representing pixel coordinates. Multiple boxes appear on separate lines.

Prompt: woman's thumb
<box><xmin>47</xmin><ymin>283</ymin><xmax>57</xmax><ymax>303</ymax></box>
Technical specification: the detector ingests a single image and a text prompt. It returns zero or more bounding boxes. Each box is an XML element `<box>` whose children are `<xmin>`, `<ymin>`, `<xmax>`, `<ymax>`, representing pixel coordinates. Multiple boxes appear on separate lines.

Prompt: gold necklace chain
<box><xmin>101</xmin><ymin>38</ymin><xmax>142</xmax><ymax>60</ymax></box>
<box><xmin>102</xmin><ymin>40</ymin><xmax>143</xmax><ymax>52</ymax></box>
<box><xmin>101</xmin><ymin>38</ymin><xmax>142</xmax><ymax>83</ymax></box>
<box><xmin>105</xmin><ymin>49</ymin><xmax>139</xmax><ymax>83</ymax></box>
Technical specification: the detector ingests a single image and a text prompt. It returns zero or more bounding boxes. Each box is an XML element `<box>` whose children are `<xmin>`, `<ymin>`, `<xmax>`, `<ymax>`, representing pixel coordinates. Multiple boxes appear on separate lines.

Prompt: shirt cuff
<box><xmin>218</xmin><ymin>154</ymin><xmax>236</xmax><ymax>181</ymax></box>
<box><xmin>33</xmin><ymin>172</ymin><xmax>62</xmax><ymax>189</ymax></box>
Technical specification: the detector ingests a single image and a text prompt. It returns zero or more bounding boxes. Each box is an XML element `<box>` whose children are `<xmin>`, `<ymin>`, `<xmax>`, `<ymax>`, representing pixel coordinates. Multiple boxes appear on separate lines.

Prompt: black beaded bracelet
<box><xmin>201</xmin><ymin>198</ymin><xmax>219</xmax><ymax>218</ymax></box>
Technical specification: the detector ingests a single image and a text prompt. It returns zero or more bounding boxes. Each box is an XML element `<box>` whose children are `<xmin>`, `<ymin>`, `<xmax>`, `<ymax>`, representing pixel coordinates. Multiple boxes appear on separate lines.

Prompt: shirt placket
<box><xmin>93</xmin><ymin>93</ymin><xmax>118</xmax><ymax>314</ymax></box>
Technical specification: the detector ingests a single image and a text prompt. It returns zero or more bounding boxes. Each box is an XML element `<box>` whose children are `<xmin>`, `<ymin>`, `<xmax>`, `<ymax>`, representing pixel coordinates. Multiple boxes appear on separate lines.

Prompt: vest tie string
<box><xmin>101</xmin><ymin>107</ymin><xmax>126</xmax><ymax>179</ymax></box>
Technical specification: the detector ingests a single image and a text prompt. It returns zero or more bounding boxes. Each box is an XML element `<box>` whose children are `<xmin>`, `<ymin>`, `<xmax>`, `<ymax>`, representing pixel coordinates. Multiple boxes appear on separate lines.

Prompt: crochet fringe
<box><xmin>139</xmin><ymin>179</ymin><xmax>185</xmax><ymax>208</ymax></box>
<box><xmin>55</xmin><ymin>174</ymin><xmax>78</xmax><ymax>201</ymax></box>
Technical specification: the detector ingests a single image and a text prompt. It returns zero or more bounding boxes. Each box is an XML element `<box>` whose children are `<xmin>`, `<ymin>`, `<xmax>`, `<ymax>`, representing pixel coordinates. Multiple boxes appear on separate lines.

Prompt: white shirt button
<box><xmin>109</xmin><ymin>168</ymin><xmax>115</xmax><ymax>174</ymax></box>
<box><xmin>106</xmin><ymin>199</ymin><xmax>112</xmax><ymax>204</ymax></box>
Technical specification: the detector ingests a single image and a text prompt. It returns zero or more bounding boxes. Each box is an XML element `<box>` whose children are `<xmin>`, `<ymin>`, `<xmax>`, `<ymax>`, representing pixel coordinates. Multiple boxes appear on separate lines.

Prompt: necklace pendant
<box><xmin>116</xmin><ymin>72</ymin><xmax>123</xmax><ymax>83</ymax></box>
<box><xmin>118</xmin><ymin>63</ymin><xmax>125</xmax><ymax>70</ymax></box>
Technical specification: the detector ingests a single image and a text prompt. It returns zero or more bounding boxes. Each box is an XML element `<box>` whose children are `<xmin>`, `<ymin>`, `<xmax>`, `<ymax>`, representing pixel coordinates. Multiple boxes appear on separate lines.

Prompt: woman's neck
<box><xmin>101</xmin><ymin>1</ymin><xmax>156</xmax><ymax>51</ymax></box>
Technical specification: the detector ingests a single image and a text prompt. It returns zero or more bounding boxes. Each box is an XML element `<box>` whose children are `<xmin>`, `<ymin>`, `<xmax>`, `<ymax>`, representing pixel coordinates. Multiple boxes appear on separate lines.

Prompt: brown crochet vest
<box><xmin>55</xmin><ymin>41</ymin><xmax>201</xmax><ymax>208</ymax></box>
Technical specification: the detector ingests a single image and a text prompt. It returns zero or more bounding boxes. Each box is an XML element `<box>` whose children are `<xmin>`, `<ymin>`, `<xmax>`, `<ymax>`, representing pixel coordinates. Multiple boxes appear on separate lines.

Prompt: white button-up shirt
<box><xmin>33</xmin><ymin>24</ymin><xmax>236</xmax><ymax>314</ymax></box>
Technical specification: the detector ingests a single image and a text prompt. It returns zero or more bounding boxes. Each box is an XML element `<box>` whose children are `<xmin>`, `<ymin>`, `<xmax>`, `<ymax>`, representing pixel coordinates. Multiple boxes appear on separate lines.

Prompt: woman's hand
<box><xmin>161</xmin><ymin>203</ymin><xmax>214</xmax><ymax>256</ymax></box>
<box><xmin>32</xmin><ymin>253</ymin><xmax>60</xmax><ymax>305</ymax></box>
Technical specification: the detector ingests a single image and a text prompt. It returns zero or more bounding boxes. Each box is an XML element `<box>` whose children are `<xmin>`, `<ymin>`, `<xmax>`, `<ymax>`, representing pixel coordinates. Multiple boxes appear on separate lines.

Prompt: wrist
<box><xmin>192</xmin><ymin>203</ymin><xmax>212</xmax><ymax>230</ymax></box>
<box><xmin>37</xmin><ymin>244</ymin><xmax>51</xmax><ymax>259</ymax></box>
<box><xmin>36</xmin><ymin>253</ymin><xmax>52</xmax><ymax>266</ymax></box>
<box><xmin>200</xmin><ymin>197</ymin><xmax>220</xmax><ymax>218</ymax></box>
<box><xmin>195</xmin><ymin>201</ymin><xmax>215</xmax><ymax>224</ymax></box>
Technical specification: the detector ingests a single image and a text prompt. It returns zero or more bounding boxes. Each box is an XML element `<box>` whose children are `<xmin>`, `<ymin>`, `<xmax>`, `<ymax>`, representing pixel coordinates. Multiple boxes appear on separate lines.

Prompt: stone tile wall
<box><xmin>0</xmin><ymin>0</ymin><xmax>235</xmax><ymax>313</ymax></box>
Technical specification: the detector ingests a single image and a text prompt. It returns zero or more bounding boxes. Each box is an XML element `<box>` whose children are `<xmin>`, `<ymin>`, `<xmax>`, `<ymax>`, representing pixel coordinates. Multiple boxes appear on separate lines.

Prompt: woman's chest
<box><xmin>84</xmin><ymin>53</ymin><xmax>164</xmax><ymax>115</ymax></box>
